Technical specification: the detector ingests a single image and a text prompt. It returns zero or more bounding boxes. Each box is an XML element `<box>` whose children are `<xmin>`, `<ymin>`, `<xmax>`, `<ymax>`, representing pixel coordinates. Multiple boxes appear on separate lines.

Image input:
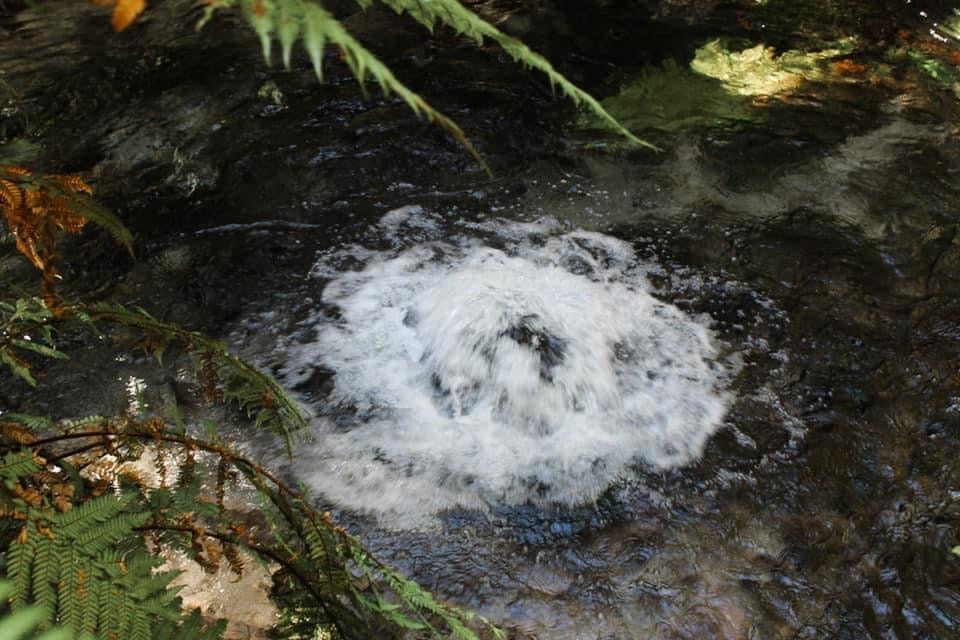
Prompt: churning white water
<box><xmin>280</xmin><ymin>213</ymin><xmax>730</xmax><ymax>524</ymax></box>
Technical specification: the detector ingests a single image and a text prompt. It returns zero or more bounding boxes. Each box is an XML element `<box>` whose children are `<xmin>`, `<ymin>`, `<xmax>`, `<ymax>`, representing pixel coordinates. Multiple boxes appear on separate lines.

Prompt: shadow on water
<box><xmin>2</xmin><ymin>0</ymin><xmax>960</xmax><ymax>637</ymax></box>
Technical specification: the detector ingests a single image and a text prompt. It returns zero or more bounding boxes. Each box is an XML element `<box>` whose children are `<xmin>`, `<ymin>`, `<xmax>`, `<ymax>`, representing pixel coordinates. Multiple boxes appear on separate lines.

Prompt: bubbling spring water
<box><xmin>280</xmin><ymin>214</ymin><xmax>732</xmax><ymax>524</ymax></box>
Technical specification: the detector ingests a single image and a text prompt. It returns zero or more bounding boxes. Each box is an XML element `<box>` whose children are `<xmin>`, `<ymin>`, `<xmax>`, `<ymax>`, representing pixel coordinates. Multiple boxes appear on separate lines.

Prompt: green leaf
<box><xmin>245</xmin><ymin>0</ymin><xmax>276</xmax><ymax>63</ymax></box>
<box><xmin>1</xmin><ymin>349</ymin><xmax>36</xmax><ymax>386</ymax></box>
<box><xmin>0</xmin><ymin>450</ymin><xmax>41</xmax><ymax>482</ymax></box>
<box><xmin>32</xmin><ymin>540</ymin><xmax>58</xmax><ymax>615</ymax></box>
<box><xmin>4</xmin><ymin>413</ymin><xmax>54</xmax><ymax>432</ymax></box>
<box><xmin>12</xmin><ymin>297</ymin><xmax>52</xmax><ymax>323</ymax></box>
<box><xmin>376</xmin><ymin>0</ymin><xmax>657</xmax><ymax>151</ymax></box>
<box><xmin>952</xmin><ymin>545</ymin><xmax>960</xmax><ymax>557</ymax></box>
<box><xmin>8</xmin><ymin>527</ymin><xmax>36</xmax><ymax>609</ymax></box>
<box><xmin>0</xmin><ymin>140</ymin><xmax>41</xmax><ymax>165</ymax></box>
<box><xmin>446</xmin><ymin>616</ymin><xmax>479</xmax><ymax>640</ymax></box>
<box><xmin>278</xmin><ymin>0</ymin><xmax>302</xmax><ymax>69</ymax></box>
<box><xmin>380</xmin><ymin>603</ymin><xmax>428</xmax><ymax>630</ymax></box>
<box><xmin>66</xmin><ymin>196</ymin><xmax>134</xmax><ymax>258</ymax></box>
<box><xmin>301</xmin><ymin>3</ymin><xmax>328</xmax><ymax>81</ymax></box>
<box><xmin>11</xmin><ymin>339</ymin><xmax>67</xmax><ymax>361</ymax></box>
<box><xmin>185</xmin><ymin>0</ymin><xmax>656</xmax><ymax>178</ymax></box>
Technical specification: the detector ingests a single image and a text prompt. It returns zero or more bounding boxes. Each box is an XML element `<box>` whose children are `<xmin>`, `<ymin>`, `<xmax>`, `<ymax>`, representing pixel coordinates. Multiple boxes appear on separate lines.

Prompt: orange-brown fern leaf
<box><xmin>50</xmin><ymin>174</ymin><xmax>93</xmax><ymax>195</ymax></box>
<box><xmin>44</xmin><ymin>199</ymin><xmax>89</xmax><ymax>234</ymax></box>
<box><xmin>1</xmin><ymin>167</ymin><xmax>30</xmax><ymax>224</ymax></box>
<box><xmin>10</xmin><ymin>218</ymin><xmax>50</xmax><ymax>272</ymax></box>
<box><xmin>23</xmin><ymin>187</ymin><xmax>44</xmax><ymax>208</ymax></box>
<box><xmin>0</xmin><ymin>179</ymin><xmax>24</xmax><ymax>210</ymax></box>
<box><xmin>0</xmin><ymin>422</ymin><xmax>36</xmax><ymax>445</ymax></box>
<box><xmin>190</xmin><ymin>528</ymin><xmax>221</xmax><ymax>573</ymax></box>
<box><xmin>200</xmin><ymin>350</ymin><xmax>220</xmax><ymax>402</ymax></box>
<box><xmin>155</xmin><ymin>442</ymin><xmax>169</xmax><ymax>489</ymax></box>
<box><xmin>0</xmin><ymin>164</ymin><xmax>31</xmax><ymax>195</ymax></box>
<box><xmin>111</xmin><ymin>0</ymin><xmax>147</xmax><ymax>31</ymax></box>
<box><xmin>1</xmin><ymin>167</ymin><xmax>98</xmax><ymax>311</ymax></box>
<box><xmin>222</xmin><ymin>542</ymin><xmax>244</xmax><ymax>579</ymax></box>
<box><xmin>51</xmin><ymin>482</ymin><xmax>75</xmax><ymax>513</ymax></box>
<box><xmin>177</xmin><ymin>447</ymin><xmax>197</xmax><ymax>490</ymax></box>
<box><xmin>117</xmin><ymin>467</ymin><xmax>150</xmax><ymax>489</ymax></box>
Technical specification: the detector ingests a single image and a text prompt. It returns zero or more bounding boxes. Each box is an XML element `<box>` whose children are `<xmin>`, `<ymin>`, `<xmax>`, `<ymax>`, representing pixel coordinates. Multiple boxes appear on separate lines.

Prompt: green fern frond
<box><xmin>79</xmin><ymin>577</ymin><xmax>100</xmax><ymax>636</ymax></box>
<box><xmin>40</xmin><ymin>183</ymin><xmax>134</xmax><ymax>258</ymax></box>
<box><xmin>92</xmin><ymin>550</ymin><xmax>124</xmax><ymax>580</ymax></box>
<box><xmin>1</xmin><ymin>297</ymin><xmax>65</xmax><ymax>386</ymax></box>
<box><xmin>375</xmin><ymin>0</ymin><xmax>657</xmax><ymax>151</ymax></box>
<box><xmin>0</xmin><ymin>580</ymin><xmax>74</xmax><ymax>640</ymax></box>
<box><xmin>55</xmin><ymin>494</ymin><xmax>137</xmax><ymax>538</ymax></box>
<box><xmin>7</xmin><ymin>298</ymin><xmax>54</xmax><ymax>325</ymax></box>
<box><xmin>31</xmin><ymin>541</ymin><xmax>57</xmax><ymax>617</ymax></box>
<box><xmin>446</xmin><ymin>616</ymin><xmax>479</xmax><ymax>640</ymax></box>
<box><xmin>131</xmin><ymin>614</ymin><xmax>151</xmax><ymax>640</ymax></box>
<box><xmin>234</xmin><ymin>0</ymin><xmax>492</xmax><ymax>174</ymax></box>
<box><xmin>8</xmin><ymin>527</ymin><xmax>35</xmax><ymax>608</ymax></box>
<box><xmin>278</xmin><ymin>0</ymin><xmax>303</xmax><ymax>70</ymax></box>
<box><xmin>80</xmin><ymin>302</ymin><xmax>307</xmax><ymax>453</ymax></box>
<box><xmin>72</xmin><ymin>511</ymin><xmax>151</xmax><ymax>552</ymax></box>
<box><xmin>0</xmin><ymin>450</ymin><xmax>41</xmax><ymax>483</ymax></box>
<box><xmin>157</xmin><ymin>608</ymin><xmax>227</xmax><ymax>640</ymax></box>
<box><xmin>0</xmin><ymin>139</ymin><xmax>41</xmax><ymax>165</ymax></box>
<box><xmin>57</xmin><ymin>555</ymin><xmax>81</xmax><ymax>633</ymax></box>
<box><xmin>57</xmin><ymin>415</ymin><xmax>108</xmax><ymax>434</ymax></box>
<box><xmin>202</xmin><ymin>0</ymin><xmax>655</xmax><ymax>174</ymax></box>
<box><xmin>90</xmin><ymin>577</ymin><xmax>110</xmax><ymax>636</ymax></box>
<box><xmin>1</xmin><ymin>349</ymin><xmax>37</xmax><ymax>386</ymax></box>
<box><xmin>9</xmin><ymin>339</ymin><xmax>67</xmax><ymax>361</ymax></box>
<box><xmin>341</xmin><ymin>536</ymin><xmax>494</xmax><ymax>640</ymax></box>
<box><xmin>124</xmin><ymin>568</ymin><xmax>178</xmax><ymax>603</ymax></box>
<box><xmin>371</xmin><ymin>597</ymin><xmax>429</xmax><ymax>631</ymax></box>
<box><xmin>0</xmin><ymin>433</ymin><xmax>227</xmax><ymax>639</ymax></box>
<box><xmin>93</xmin><ymin>577</ymin><xmax>113</xmax><ymax>637</ymax></box>
<box><xmin>3</xmin><ymin>413</ymin><xmax>55</xmax><ymax>433</ymax></box>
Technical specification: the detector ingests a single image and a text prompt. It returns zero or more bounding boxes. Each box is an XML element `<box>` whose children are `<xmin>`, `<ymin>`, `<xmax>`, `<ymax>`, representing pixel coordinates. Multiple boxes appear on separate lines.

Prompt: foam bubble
<box><xmin>282</xmin><ymin>218</ymin><xmax>730</xmax><ymax>524</ymax></box>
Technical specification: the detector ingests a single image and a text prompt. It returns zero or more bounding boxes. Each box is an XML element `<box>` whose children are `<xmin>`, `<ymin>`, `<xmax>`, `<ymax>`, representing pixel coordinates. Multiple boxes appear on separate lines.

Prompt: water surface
<box><xmin>2</xmin><ymin>0</ymin><xmax>960</xmax><ymax>637</ymax></box>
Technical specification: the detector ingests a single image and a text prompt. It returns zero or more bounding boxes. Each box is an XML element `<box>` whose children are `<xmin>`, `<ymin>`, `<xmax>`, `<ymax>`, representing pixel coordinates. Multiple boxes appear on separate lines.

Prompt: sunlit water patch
<box><xmin>277</xmin><ymin>213</ymin><xmax>733</xmax><ymax>524</ymax></box>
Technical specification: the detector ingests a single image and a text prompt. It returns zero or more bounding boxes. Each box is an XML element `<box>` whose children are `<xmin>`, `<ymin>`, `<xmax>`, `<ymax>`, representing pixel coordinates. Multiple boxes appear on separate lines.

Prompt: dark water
<box><xmin>2</xmin><ymin>0</ymin><xmax>960</xmax><ymax>637</ymax></box>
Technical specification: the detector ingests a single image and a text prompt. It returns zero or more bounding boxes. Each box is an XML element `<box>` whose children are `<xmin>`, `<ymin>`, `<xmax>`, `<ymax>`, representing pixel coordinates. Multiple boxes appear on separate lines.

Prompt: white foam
<box><xmin>284</xmin><ymin>218</ymin><xmax>731</xmax><ymax>524</ymax></box>
<box><xmin>379</xmin><ymin>204</ymin><xmax>428</xmax><ymax>228</ymax></box>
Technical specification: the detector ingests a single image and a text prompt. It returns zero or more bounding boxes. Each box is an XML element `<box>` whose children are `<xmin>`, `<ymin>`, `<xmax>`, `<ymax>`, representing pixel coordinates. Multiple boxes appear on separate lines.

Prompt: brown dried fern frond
<box><xmin>1</xmin><ymin>165</ymin><xmax>94</xmax><ymax>312</ymax></box>
<box><xmin>1</xmin><ymin>165</ymin><xmax>131</xmax><ymax>313</ymax></box>
<box><xmin>50</xmin><ymin>174</ymin><xmax>93</xmax><ymax>195</ymax></box>
<box><xmin>0</xmin><ymin>421</ymin><xmax>37</xmax><ymax>445</ymax></box>
<box><xmin>0</xmin><ymin>179</ymin><xmax>24</xmax><ymax>210</ymax></box>
<box><xmin>222</xmin><ymin>541</ymin><xmax>244</xmax><ymax>578</ymax></box>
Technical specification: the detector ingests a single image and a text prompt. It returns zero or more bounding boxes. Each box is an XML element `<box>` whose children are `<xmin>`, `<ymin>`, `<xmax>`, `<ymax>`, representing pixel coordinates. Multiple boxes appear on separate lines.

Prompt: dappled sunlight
<box><xmin>691</xmin><ymin>38</ymin><xmax>855</xmax><ymax>97</ymax></box>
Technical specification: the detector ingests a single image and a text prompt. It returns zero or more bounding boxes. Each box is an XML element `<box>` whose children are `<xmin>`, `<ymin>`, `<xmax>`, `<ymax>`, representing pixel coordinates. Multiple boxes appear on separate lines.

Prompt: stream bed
<box><xmin>2</xmin><ymin>0</ymin><xmax>960</xmax><ymax>637</ymax></box>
